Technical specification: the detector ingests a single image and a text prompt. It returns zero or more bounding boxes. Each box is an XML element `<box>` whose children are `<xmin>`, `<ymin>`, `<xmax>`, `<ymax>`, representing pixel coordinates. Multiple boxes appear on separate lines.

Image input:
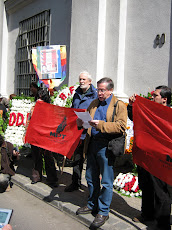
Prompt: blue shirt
<box><xmin>91</xmin><ymin>94</ymin><xmax>112</xmax><ymax>137</ymax></box>
<box><xmin>72</xmin><ymin>84</ymin><xmax>97</xmax><ymax>139</ymax></box>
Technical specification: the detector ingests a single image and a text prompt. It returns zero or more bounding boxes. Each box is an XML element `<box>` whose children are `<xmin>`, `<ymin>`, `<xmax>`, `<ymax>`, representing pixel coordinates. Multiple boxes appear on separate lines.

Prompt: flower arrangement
<box><xmin>4</xmin><ymin>84</ymin><xmax>79</xmax><ymax>146</ymax></box>
<box><xmin>0</xmin><ymin>112</ymin><xmax>9</xmax><ymax>136</ymax></box>
<box><xmin>125</xmin><ymin>137</ymin><xmax>134</xmax><ymax>154</ymax></box>
<box><xmin>125</xmin><ymin>118</ymin><xmax>134</xmax><ymax>154</ymax></box>
<box><xmin>51</xmin><ymin>84</ymin><xmax>78</xmax><ymax>107</ymax></box>
<box><xmin>140</xmin><ymin>91</ymin><xmax>153</xmax><ymax>100</ymax></box>
<box><xmin>4</xmin><ymin>98</ymin><xmax>35</xmax><ymax>146</ymax></box>
<box><xmin>113</xmin><ymin>173</ymin><xmax>142</xmax><ymax>197</ymax></box>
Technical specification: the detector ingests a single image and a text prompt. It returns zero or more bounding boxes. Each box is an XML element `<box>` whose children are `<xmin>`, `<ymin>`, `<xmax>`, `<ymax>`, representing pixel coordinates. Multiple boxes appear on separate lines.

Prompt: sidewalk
<box><xmin>12</xmin><ymin>150</ymin><xmax>151</xmax><ymax>230</ymax></box>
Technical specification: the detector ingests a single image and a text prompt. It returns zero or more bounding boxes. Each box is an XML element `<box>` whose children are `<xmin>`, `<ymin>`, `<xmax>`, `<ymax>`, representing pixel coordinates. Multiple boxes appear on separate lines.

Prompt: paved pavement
<box><xmin>11</xmin><ymin>149</ymin><xmax>154</xmax><ymax>230</ymax></box>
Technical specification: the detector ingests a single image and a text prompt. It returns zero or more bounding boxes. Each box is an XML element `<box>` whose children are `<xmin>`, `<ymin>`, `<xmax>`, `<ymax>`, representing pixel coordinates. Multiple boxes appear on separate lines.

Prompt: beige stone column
<box><xmin>116</xmin><ymin>0</ymin><xmax>128</xmax><ymax>101</ymax></box>
<box><xmin>0</xmin><ymin>1</ymin><xmax>8</xmax><ymax>97</ymax></box>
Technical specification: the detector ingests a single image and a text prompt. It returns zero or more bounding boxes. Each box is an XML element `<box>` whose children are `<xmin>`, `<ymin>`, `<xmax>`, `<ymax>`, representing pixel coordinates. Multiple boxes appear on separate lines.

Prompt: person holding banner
<box><xmin>30</xmin><ymin>82</ymin><xmax>40</xmax><ymax>101</ymax></box>
<box><xmin>25</xmin><ymin>89</ymin><xmax>58</xmax><ymax>187</ymax></box>
<box><xmin>76</xmin><ymin>78</ymin><xmax>127</xmax><ymax>228</ymax></box>
<box><xmin>28</xmin><ymin>81</ymin><xmax>40</xmax><ymax>159</ymax></box>
<box><xmin>26</xmin><ymin>82</ymin><xmax>40</xmax><ymax>159</ymax></box>
<box><xmin>64</xmin><ymin>71</ymin><xmax>97</xmax><ymax>192</ymax></box>
<box><xmin>128</xmin><ymin>85</ymin><xmax>171</xmax><ymax>230</ymax></box>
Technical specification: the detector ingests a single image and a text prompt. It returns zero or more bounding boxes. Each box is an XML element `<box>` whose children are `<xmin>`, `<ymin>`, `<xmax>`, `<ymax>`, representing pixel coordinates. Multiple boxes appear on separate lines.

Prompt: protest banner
<box><xmin>132</xmin><ymin>96</ymin><xmax>172</xmax><ymax>185</ymax></box>
<box><xmin>25</xmin><ymin>101</ymin><xmax>85</xmax><ymax>159</ymax></box>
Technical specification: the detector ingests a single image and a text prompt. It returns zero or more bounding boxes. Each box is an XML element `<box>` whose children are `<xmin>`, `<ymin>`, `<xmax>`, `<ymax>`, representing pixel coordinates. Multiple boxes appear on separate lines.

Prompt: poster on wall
<box><xmin>32</xmin><ymin>45</ymin><xmax>66</xmax><ymax>89</ymax></box>
<box><xmin>40</xmin><ymin>49</ymin><xmax>58</xmax><ymax>75</ymax></box>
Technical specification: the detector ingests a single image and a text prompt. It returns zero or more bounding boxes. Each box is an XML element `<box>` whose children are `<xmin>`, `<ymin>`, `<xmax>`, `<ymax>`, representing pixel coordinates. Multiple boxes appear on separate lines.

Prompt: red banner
<box><xmin>132</xmin><ymin>96</ymin><xmax>172</xmax><ymax>185</ymax></box>
<box><xmin>25</xmin><ymin>101</ymin><xmax>85</xmax><ymax>159</ymax></box>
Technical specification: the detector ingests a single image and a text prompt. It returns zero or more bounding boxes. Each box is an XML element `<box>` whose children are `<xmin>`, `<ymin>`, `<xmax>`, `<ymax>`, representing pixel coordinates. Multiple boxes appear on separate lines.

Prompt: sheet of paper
<box><xmin>74</xmin><ymin>111</ymin><xmax>92</xmax><ymax>129</ymax></box>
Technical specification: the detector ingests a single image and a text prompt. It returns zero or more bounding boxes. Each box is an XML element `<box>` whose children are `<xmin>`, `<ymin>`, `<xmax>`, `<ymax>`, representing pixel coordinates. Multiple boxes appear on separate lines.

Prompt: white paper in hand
<box><xmin>74</xmin><ymin>111</ymin><xmax>92</xmax><ymax>129</ymax></box>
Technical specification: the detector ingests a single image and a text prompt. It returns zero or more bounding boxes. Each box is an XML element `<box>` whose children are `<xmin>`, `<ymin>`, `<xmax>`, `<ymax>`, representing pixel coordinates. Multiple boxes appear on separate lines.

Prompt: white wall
<box><xmin>0</xmin><ymin>1</ymin><xmax>8</xmax><ymax>97</ymax></box>
<box><xmin>0</xmin><ymin>1</ymin><xmax>3</xmax><ymax>77</ymax></box>
<box><xmin>124</xmin><ymin>0</ymin><xmax>171</xmax><ymax>96</ymax></box>
<box><xmin>0</xmin><ymin>1</ymin><xmax>4</xmax><ymax>91</ymax></box>
<box><xmin>5</xmin><ymin>0</ymin><xmax>72</xmax><ymax>96</ymax></box>
<box><xmin>104</xmin><ymin>0</ymin><xmax>120</xmax><ymax>88</ymax></box>
<box><xmin>69</xmin><ymin>0</ymin><xmax>172</xmax><ymax>99</ymax></box>
<box><xmin>2</xmin><ymin>0</ymin><xmax>172</xmax><ymax>97</ymax></box>
<box><xmin>69</xmin><ymin>0</ymin><xmax>99</xmax><ymax>87</ymax></box>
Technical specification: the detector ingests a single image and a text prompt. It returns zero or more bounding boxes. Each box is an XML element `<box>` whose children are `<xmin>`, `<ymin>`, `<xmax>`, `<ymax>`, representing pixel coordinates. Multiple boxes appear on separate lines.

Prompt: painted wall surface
<box><xmin>2</xmin><ymin>0</ymin><xmax>172</xmax><ymax>97</ymax></box>
<box><xmin>0</xmin><ymin>1</ymin><xmax>4</xmax><ymax>91</ymax></box>
<box><xmin>124</xmin><ymin>0</ymin><xmax>171</xmax><ymax>96</ymax></box>
<box><xmin>69</xmin><ymin>0</ymin><xmax>99</xmax><ymax>87</ymax></box>
<box><xmin>104</xmin><ymin>0</ymin><xmax>120</xmax><ymax>89</ymax></box>
<box><xmin>0</xmin><ymin>1</ymin><xmax>9</xmax><ymax>97</ymax></box>
<box><xmin>5</xmin><ymin>0</ymin><xmax>72</xmax><ymax>95</ymax></box>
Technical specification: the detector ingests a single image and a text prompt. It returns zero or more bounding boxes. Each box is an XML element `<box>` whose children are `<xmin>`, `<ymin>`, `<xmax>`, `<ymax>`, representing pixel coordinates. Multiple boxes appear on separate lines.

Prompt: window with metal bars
<box><xmin>17</xmin><ymin>10</ymin><xmax>50</xmax><ymax>96</ymax></box>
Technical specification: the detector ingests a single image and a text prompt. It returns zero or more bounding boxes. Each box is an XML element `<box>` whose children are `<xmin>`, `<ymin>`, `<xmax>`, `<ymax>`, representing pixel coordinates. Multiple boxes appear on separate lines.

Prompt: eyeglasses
<box><xmin>97</xmin><ymin>89</ymin><xmax>107</xmax><ymax>93</ymax></box>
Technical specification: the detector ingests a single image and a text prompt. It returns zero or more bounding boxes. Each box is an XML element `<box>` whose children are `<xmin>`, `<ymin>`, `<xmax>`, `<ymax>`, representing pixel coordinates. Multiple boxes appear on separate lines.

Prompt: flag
<box><xmin>132</xmin><ymin>96</ymin><xmax>172</xmax><ymax>185</ymax></box>
<box><xmin>25</xmin><ymin>101</ymin><xmax>85</xmax><ymax>159</ymax></box>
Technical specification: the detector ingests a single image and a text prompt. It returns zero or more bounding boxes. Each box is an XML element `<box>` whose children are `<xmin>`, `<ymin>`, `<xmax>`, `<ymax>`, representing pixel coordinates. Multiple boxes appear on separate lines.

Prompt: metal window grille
<box><xmin>17</xmin><ymin>10</ymin><xmax>50</xmax><ymax>96</ymax></box>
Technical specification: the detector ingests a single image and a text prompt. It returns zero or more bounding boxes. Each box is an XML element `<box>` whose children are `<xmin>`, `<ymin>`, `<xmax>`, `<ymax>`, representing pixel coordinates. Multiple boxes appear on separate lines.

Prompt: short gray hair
<box><xmin>97</xmin><ymin>77</ymin><xmax>114</xmax><ymax>90</ymax></box>
<box><xmin>79</xmin><ymin>71</ymin><xmax>92</xmax><ymax>81</ymax></box>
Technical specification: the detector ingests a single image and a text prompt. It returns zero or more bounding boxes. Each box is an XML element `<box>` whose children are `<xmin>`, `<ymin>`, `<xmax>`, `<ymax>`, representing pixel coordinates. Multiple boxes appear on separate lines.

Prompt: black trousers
<box><xmin>71</xmin><ymin>140</ymin><xmax>84</xmax><ymax>186</ymax></box>
<box><xmin>138</xmin><ymin>166</ymin><xmax>171</xmax><ymax>230</ymax></box>
<box><xmin>31</xmin><ymin>145</ymin><xmax>58</xmax><ymax>183</ymax></box>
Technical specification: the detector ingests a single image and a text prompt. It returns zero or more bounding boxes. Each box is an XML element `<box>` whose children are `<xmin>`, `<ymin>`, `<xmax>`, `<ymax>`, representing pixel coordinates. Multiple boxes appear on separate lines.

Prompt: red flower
<box><xmin>69</xmin><ymin>86</ymin><xmax>75</xmax><ymax>95</ymax></box>
<box><xmin>151</xmin><ymin>91</ymin><xmax>154</xmax><ymax>96</ymax></box>
<box><xmin>9</xmin><ymin>112</ymin><xmax>16</xmax><ymax>126</ymax></box>
<box><xmin>16</xmin><ymin>113</ymin><xmax>24</xmax><ymax>126</ymax></box>
<box><xmin>124</xmin><ymin>185</ymin><xmax>128</xmax><ymax>191</ymax></box>
<box><xmin>59</xmin><ymin>93</ymin><xmax>67</xmax><ymax>100</ymax></box>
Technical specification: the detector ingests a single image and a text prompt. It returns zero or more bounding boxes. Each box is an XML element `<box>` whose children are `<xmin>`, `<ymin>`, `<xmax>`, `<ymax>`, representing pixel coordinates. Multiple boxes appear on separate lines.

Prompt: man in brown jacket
<box><xmin>0</xmin><ymin>135</ymin><xmax>19</xmax><ymax>192</ymax></box>
<box><xmin>76</xmin><ymin>78</ymin><xmax>127</xmax><ymax>228</ymax></box>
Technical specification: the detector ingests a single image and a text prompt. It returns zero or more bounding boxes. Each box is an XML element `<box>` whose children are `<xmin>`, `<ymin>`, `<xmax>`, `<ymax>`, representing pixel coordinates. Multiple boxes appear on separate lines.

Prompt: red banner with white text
<box><xmin>132</xmin><ymin>96</ymin><xmax>172</xmax><ymax>185</ymax></box>
<box><xmin>25</xmin><ymin>101</ymin><xmax>85</xmax><ymax>159</ymax></box>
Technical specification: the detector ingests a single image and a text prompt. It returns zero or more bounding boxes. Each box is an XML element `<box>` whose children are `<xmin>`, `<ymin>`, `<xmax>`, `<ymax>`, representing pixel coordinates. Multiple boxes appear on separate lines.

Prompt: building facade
<box><xmin>0</xmin><ymin>0</ymin><xmax>172</xmax><ymax>100</ymax></box>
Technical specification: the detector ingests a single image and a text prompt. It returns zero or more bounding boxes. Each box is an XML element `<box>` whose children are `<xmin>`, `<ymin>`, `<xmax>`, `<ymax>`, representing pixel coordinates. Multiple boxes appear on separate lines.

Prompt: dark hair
<box><xmin>0</xmin><ymin>134</ymin><xmax>4</xmax><ymax>147</ymax></box>
<box><xmin>97</xmin><ymin>77</ymin><xmax>114</xmax><ymax>90</ymax></box>
<box><xmin>38</xmin><ymin>89</ymin><xmax>50</xmax><ymax>103</ymax></box>
<box><xmin>155</xmin><ymin>85</ymin><xmax>171</xmax><ymax>104</ymax></box>
<box><xmin>9</xmin><ymin>94</ymin><xmax>16</xmax><ymax>100</ymax></box>
<box><xmin>30</xmin><ymin>82</ymin><xmax>39</xmax><ymax>89</ymax></box>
